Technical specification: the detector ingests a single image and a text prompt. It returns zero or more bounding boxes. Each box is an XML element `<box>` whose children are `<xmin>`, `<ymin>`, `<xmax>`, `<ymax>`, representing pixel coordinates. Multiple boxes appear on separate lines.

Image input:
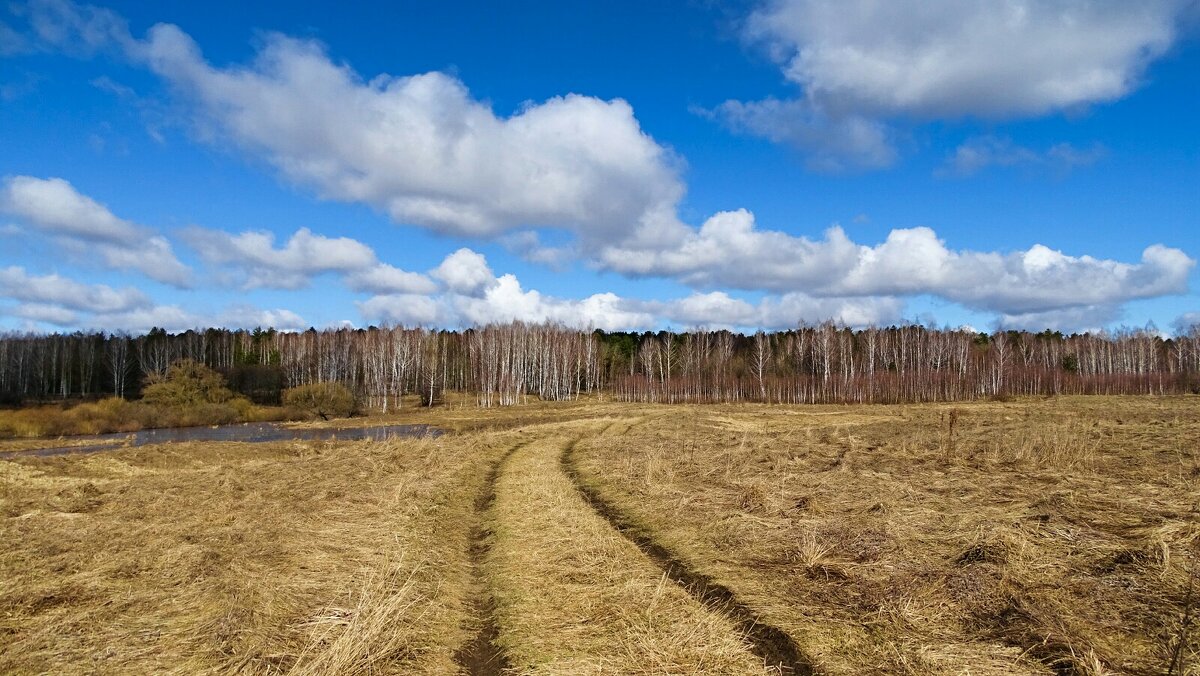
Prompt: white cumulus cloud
<box><xmin>599</xmin><ymin>210</ymin><xmax>1194</xmax><ymax>315</ymax></box>
<box><xmin>0</xmin><ymin>265</ymin><xmax>309</xmax><ymax>332</ymax></box>
<box><xmin>432</xmin><ymin>248</ymin><xmax>497</xmax><ymax>297</ymax></box>
<box><xmin>0</xmin><ymin>175</ymin><xmax>191</xmax><ymax>286</ymax></box>
<box><xmin>356</xmin><ymin>293</ymin><xmax>445</xmax><ymax>327</ymax></box>
<box><xmin>746</xmin><ymin>0</ymin><xmax>1186</xmax><ymax>117</ymax></box>
<box><xmin>133</xmin><ymin>25</ymin><xmax>685</xmax><ymax>245</ymax></box>
<box><xmin>215</xmin><ymin>305</ymin><xmax>308</xmax><ymax>331</ymax></box>
<box><xmin>10</xmin><ymin>303</ymin><xmax>80</xmax><ymax>326</ymax></box>
<box><xmin>357</xmin><ymin>249</ymin><xmax>903</xmax><ymax>331</ymax></box>
<box><xmin>719</xmin><ymin>0</ymin><xmax>1191</xmax><ymax>167</ymax></box>
<box><xmin>994</xmin><ymin>304</ymin><xmax>1120</xmax><ymax>334</ymax></box>
<box><xmin>0</xmin><ymin>265</ymin><xmax>150</xmax><ymax>313</ymax></box>
<box><xmin>182</xmin><ymin>226</ymin><xmax>434</xmax><ymax>293</ymax></box>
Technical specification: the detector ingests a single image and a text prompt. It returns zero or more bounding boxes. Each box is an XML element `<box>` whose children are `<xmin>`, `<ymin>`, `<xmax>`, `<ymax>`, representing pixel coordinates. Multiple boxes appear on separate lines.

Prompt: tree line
<box><xmin>1</xmin><ymin>322</ymin><xmax>1198</xmax><ymax>407</ymax></box>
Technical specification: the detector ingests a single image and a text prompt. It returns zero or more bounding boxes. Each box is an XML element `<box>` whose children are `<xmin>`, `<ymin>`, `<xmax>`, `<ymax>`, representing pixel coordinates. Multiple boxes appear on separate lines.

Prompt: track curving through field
<box><xmin>561</xmin><ymin>431</ymin><xmax>815</xmax><ymax>676</ymax></box>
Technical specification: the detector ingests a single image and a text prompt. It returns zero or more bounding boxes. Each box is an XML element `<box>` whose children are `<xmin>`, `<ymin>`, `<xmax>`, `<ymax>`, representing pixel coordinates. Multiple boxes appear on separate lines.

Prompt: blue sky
<box><xmin>1</xmin><ymin>0</ymin><xmax>1198</xmax><ymax>334</ymax></box>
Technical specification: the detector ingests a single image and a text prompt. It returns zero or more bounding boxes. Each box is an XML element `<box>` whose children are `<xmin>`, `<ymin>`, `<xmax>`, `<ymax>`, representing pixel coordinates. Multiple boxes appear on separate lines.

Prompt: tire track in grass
<box><xmin>489</xmin><ymin>426</ymin><xmax>770</xmax><ymax>673</ymax></box>
<box><xmin>562</xmin><ymin>435</ymin><xmax>815</xmax><ymax>676</ymax></box>
<box><xmin>454</xmin><ymin>441</ymin><xmax>526</xmax><ymax>676</ymax></box>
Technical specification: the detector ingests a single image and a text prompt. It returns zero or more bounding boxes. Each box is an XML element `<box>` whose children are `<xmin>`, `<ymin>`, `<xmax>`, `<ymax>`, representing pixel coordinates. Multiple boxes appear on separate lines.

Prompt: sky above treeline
<box><xmin>1</xmin><ymin>0</ymin><xmax>1198</xmax><ymax>335</ymax></box>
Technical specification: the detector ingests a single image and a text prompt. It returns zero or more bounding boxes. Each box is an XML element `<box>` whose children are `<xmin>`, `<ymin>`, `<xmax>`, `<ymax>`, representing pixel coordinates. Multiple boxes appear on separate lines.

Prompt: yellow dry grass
<box><xmin>486</xmin><ymin>419</ymin><xmax>770</xmax><ymax>674</ymax></box>
<box><xmin>0</xmin><ymin>397</ymin><xmax>293</xmax><ymax>440</ymax></box>
<box><xmin>573</xmin><ymin>396</ymin><xmax>1200</xmax><ymax>675</ymax></box>
<box><xmin>0</xmin><ymin>430</ymin><xmax>515</xmax><ymax>674</ymax></box>
<box><xmin>2</xmin><ymin>396</ymin><xmax>1196</xmax><ymax>675</ymax></box>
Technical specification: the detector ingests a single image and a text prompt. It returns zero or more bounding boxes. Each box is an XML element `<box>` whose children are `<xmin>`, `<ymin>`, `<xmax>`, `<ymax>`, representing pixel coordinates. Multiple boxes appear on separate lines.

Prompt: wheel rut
<box><xmin>561</xmin><ymin>435</ymin><xmax>815</xmax><ymax>676</ymax></box>
<box><xmin>454</xmin><ymin>442</ymin><xmax>524</xmax><ymax>676</ymax></box>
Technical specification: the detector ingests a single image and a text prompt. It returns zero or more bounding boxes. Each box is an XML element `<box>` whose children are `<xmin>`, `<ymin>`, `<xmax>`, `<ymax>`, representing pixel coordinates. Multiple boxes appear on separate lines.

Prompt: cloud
<box><xmin>1174</xmin><ymin>312</ymin><xmax>1200</xmax><ymax>335</ymax></box>
<box><xmin>126</xmin><ymin>24</ymin><xmax>686</xmax><ymax>245</ymax></box>
<box><xmin>183</xmin><ymin>226</ymin><xmax>373</xmax><ymax>285</ymax></box>
<box><xmin>71</xmin><ymin>303</ymin><xmax>308</xmax><ymax>333</ymax></box>
<box><xmin>0</xmin><ymin>266</ymin><xmax>194</xmax><ymax>333</ymax></box>
<box><xmin>600</xmin><ymin>209</ymin><xmax>858</xmax><ymax>289</ymax></box>
<box><xmin>716</xmin><ymin>97</ymin><xmax>897</xmax><ymax>172</ymax></box>
<box><xmin>598</xmin><ymin>209</ymin><xmax>1195</xmax><ymax>315</ymax></box>
<box><xmin>431</xmin><ymin>248</ymin><xmax>497</xmax><ymax>297</ymax></box>
<box><xmin>358</xmin><ymin>249</ymin><xmax>660</xmax><ymax>330</ymax></box>
<box><xmin>658</xmin><ymin>291</ymin><xmax>758</xmax><ymax>328</ymax></box>
<box><xmin>344</xmin><ymin>264</ymin><xmax>437</xmax><ymax>296</ymax></box>
<box><xmin>946</xmin><ymin>243</ymin><xmax>1193</xmax><ymax>315</ymax></box>
<box><xmin>994</xmin><ymin>304</ymin><xmax>1122</xmax><ymax>334</ymax></box>
<box><xmin>1</xmin><ymin>176</ymin><xmax>139</xmax><ymax>241</ymax></box>
<box><xmin>0</xmin><ymin>176</ymin><xmax>191</xmax><ymax>286</ymax></box>
<box><xmin>500</xmin><ymin>230</ymin><xmax>573</xmax><ymax>268</ymax></box>
<box><xmin>759</xmin><ymin>293</ymin><xmax>904</xmax><ymax>329</ymax></box>
<box><xmin>746</xmin><ymin>0</ymin><xmax>1185</xmax><ymax>117</ymax></box>
<box><xmin>648</xmin><ymin>291</ymin><xmax>903</xmax><ymax>330</ymax></box>
<box><xmin>356</xmin><ymin>293</ymin><xmax>445</xmax><ymax>327</ymax></box>
<box><xmin>72</xmin><ymin>303</ymin><xmax>308</xmax><ymax>334</ymax></box>
<box><xmin>0</xmin><ymin>265</ymin><xmax>149</xmax><ymax>313</ymax></box>
<box><xmin>215</xmin><ymin>305</ymin><xmax>308</xmax><ymax>332</ymax></box>
<box><xmin>357</xmin><ymin>249</ymin><xmax>903</xmax><ymax>331</ymax></box>
<box><xmin>10</xmin><ymin>303</ymin><xmax>79</xmax><ymax>325</ymax></box>
<box><xmin>939</xmin><ymin>136</ymin><xmax>1106</xmax><ymax>177</ymax></box>
<box><xmin>0</xmin><ymin>267</ymin><xmax>308</xmax><ymax>332</ymax></box>
<box><xmin>19</xmin><ymin>3</ymin><xmax>695</xmax><ymax>251</ymax></box>
<box><xmin>19</xmin><ymin>0</ymin><xmax>132</xmax><ymax>56</ymax></box>
<box><xmin>14</xmin><ymin>2</ymin><xmax>1192</xmax><ymax>332</ymax></box>
<box><xmin>80</xmin><ymin>304</ymin><xmax>199</xmax><ymax>333</ymax></box>
<box><xmin>0</xmin><ymin>20</ymin><xmax>31</xmax><ymax>56</ymax></box>
<box><xmin>719</xmin><ymin>0</ymin><xmax>1190</xmax><ymax>166</ymax></box>
<box><xmin>182</xmin><ymin>226</ymin><xmax>434</xmax><ymax>293</ymax></box>
<box><xmin>451</xmin><ymin>276</ymin><xmax>653</xmax><ymax>330</ymax></box>
<box><xmin>89</xmin><ymin>75</ymin><xmax>171</xmax><ymax>144</ymax></box>
<box><xmin>359</xmin><ymin>262</ymin><xmax>659</xmax><ymax>331</ymax></box>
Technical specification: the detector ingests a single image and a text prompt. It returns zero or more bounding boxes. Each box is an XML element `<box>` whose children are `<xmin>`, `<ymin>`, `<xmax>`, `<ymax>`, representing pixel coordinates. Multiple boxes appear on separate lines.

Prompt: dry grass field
<box><xmin>1</xmin><ymin>396</ymin><xmax>1197</xmax><ymax>674</ymax></box>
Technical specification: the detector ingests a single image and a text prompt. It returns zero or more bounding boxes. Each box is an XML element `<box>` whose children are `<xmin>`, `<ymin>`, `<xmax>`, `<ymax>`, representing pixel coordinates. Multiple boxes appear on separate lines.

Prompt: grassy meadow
<box><xmin>1</xmin><ymin>396</ymin><xmax>1197</xmax><ymax>674</ymax></box>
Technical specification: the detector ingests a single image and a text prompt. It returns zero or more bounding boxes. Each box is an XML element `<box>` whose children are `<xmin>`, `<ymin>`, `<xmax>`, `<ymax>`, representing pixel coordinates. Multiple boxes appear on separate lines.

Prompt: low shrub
<box><xmin>142</xmin><ymin>360</ymin><xmax>239</xmax><ymax>408</ymax></box>
<box><xmin>283</xmin><ymin>382</ymin><xmax>356</xmax><ymax>420</ymax></box>
<box><xmin>69</xmin><ymin>398</ymin><xmax>151</xmax><ymax>434</ymax></box>
<box><xmin>0</xmin><ymin>362</ymin><xmax>300</xmax><ymax>439</ymax></box>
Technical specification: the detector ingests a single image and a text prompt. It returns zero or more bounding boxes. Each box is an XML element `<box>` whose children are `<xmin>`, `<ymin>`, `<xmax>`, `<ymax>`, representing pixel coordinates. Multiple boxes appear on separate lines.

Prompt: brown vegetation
<box><xmin>0</xmin><ymin>396</ymin><xmax>294</xmax><ymax>440</ymax></box>
<box><xmin>571</xmin><ymin>396</ymin><xmax>1200</xmax><ymax>674</ymax></box>
<box><xmin>1</xmin><ymin>396</ymin><xmax>1196</xmax><ymax>674</ymax></box>
<box><xmin>283</xmin><ymin>382</ymin><xmax>357</xmax><ymax>420</ymax></box>
<box><xmin>486</xmin><ymin>423</ymin><xmax>769</xmax><ymax>673</ymax></box>
<box><xmin>0</xmin><ymin>426</ymin><xmax>515</xmax><ymax>673</ymax></box>
<box><xmin>0</xmin><ymin>360</ymin><xmax>297</xmax><ymax>439</ymax></box>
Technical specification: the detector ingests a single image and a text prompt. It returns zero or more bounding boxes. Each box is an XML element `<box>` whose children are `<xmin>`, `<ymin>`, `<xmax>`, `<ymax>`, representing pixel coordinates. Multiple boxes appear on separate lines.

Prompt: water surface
<box><xmin>0</xmin><ymin>422</ymin><xmax>441</xmax><ymax>459</ymax></box>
